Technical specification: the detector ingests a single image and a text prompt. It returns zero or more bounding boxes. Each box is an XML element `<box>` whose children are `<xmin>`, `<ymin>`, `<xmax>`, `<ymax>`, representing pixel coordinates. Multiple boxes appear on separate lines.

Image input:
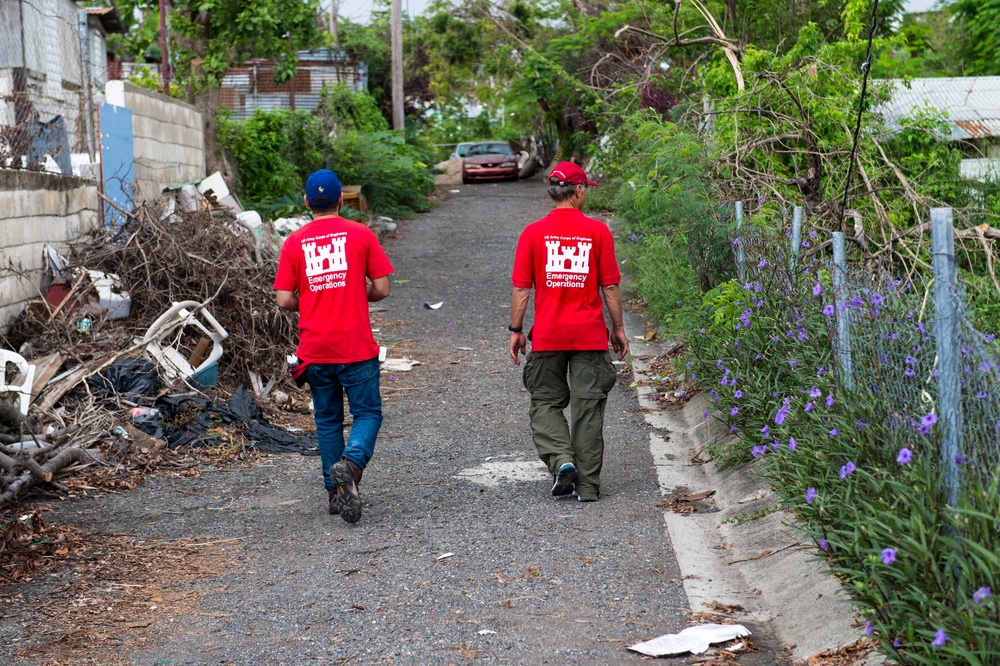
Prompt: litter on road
<box><xmin>628</xmin><ymin>623</ymin><xmax>751</xmax><ymax>657</ymax></box>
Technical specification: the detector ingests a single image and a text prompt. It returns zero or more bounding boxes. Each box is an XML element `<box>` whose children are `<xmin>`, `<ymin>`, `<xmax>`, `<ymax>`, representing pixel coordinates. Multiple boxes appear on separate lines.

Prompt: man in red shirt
<box><xmin>508</xmin><ymin>162</ymin><xmax>628</xmax><ymax>502</ymax></box>
<box><xmin>274</xmin><ymin>169</ymin><xmax>393</xmax><ymax>523</ymax></box>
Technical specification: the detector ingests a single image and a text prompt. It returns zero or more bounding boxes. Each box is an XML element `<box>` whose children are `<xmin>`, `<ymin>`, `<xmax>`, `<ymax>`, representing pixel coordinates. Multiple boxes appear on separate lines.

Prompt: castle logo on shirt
<box><xmin>544</xmin><ymin>236</ymin><xmax>591</xmax><ymax>288</ymax></box>
<box><xmin>302</xmin><ymin>233</ymin><xmax>348</xmax><ymax>291</ymax></box>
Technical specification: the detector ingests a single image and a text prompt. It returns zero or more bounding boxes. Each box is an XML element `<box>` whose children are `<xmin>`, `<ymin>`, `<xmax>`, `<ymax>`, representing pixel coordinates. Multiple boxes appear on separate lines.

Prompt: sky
<box><xmin>332</xmin><ymin>0</ymin><xmax>944</xmax><ymax>25</ymax></box>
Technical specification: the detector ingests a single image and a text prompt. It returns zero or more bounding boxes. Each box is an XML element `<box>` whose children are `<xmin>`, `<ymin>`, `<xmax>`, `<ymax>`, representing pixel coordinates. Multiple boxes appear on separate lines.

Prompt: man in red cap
<box><xmin>274</xmin><ymin>169</ymin><xmax>393</xmax><ymax>523</ymax></box>
<box><xmin>508</xmin><ymin>162</ymin><xmax>628</xmax><ymax>502</ymax></box>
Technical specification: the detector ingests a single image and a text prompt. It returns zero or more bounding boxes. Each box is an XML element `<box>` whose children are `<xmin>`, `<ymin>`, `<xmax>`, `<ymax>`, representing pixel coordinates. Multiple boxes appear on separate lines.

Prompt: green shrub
<box><xmin>687</xmin><ymin>246</ymin><xmax>1000</xmax><ymax>663</ymax></box>
<box><xmin>328</xmin><ymin>130</ymin><xmax>435</xmax><ymax>217</ymax></box>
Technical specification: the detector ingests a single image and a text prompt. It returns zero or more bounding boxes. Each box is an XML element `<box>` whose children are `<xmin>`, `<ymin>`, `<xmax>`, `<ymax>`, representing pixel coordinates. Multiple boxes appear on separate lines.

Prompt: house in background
<box><xmin>219</xmin><ymin>48</ymin><xmax>369</xmax><ymax>120</ymax></box>
<box><xmin>879</xmin><ymin>76</ymin><xmax>1000</xmax><ymax>182</ymax></box>
<box><xmin>0</xmin><ymin>0</ymin><xmax>124</xmax><ymax>173</ymax></box>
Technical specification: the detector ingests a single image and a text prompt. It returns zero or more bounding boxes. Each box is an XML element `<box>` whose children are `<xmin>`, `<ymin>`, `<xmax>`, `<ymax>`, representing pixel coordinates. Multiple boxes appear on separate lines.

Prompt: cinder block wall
<box><xmin>0</xmin><ymin>171</ymin><xmax>98</xmax><ymax>331</ymax></box>
<box><xmin>123</xmin><ymin>83</ymin><xmax>205</xmax><ymax>202</ymax></box>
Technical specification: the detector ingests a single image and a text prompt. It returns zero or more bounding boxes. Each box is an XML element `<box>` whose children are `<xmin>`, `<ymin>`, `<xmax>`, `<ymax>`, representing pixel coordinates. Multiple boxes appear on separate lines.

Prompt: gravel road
<box><xmin>3</xmin><ymin>179</ymin><xmax>784</xmax><ymax>664</ymax></box>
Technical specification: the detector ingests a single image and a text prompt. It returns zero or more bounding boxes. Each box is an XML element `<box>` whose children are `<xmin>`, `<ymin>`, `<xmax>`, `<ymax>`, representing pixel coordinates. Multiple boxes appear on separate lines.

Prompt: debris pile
<box><xmin>0</xmin><ymin>189</ymin><xmax>318</xmax><ymax>509</ymax></box>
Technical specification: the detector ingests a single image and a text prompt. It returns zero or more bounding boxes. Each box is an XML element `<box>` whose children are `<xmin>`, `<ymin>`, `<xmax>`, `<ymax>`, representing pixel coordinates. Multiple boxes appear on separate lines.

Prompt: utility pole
<box><xmin>158</xmin><ymin>0</ymin><xmax>171</xmax><ymax>94</ymax></box>
<box><xmin>329</xmin><ymin>0</ymin><xmax>339</xmax><ymax>47</ymax></box>
<box><xmin>286</xmin><ymin>32</ymin><xmax>296</xmax><ymax>111</ymax></box>
<box><xmin>390</xmin><ymin>0</ymin><xmax>404</xmax><ymax>131</ymax></box>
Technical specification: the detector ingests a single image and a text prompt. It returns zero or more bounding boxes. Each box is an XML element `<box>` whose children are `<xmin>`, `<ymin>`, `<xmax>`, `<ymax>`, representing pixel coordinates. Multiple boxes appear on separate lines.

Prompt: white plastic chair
<box><xmin>140</xmin><ymin>301</ymin><xmax>228</xmax><ymax>387</ymax></box>
<box><xmin>0</xmin><ymin>350</ymin><xmax>36</xmax><ymax>415</ymax></box>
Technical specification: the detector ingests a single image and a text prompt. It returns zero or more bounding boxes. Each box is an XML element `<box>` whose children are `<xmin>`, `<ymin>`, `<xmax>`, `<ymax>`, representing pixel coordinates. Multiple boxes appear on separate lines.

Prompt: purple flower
<box><xmin>716</xmin><ymin>359</ymin><xmax>723</xmax><ymax>367</ymax></box>
<box><xmin>389</xmin><ymin>375</ymin><xmax>397</xmax><ymax>381</ymax></box>
<box><xmin>822</xmin><ymin>304</ymin><xmax>835</xmax><ymax>317</ymax></box>
<box><xmin>904</xmin><ymin>368</ymin><xmax>916</xmax><ymax>377</ymax></box>
<box><xmin>788</xmin><ymin>437</ymin><xmax>797</xmax><ymax>451</ymax></box>
<box><xmin>760</xmin><ymin>425</ymin><xmax>770</xmax><ymax>436</ymax></box>
<box><xmin>788</xmin><ymin>358</ymin><xmax>799</xmax><ymax>367</ymax></box>
<box><xmin>857</xmin><ymin>418</ymin><xmax>866</xmax><ymax>429</ymax></box>
<box><xmin>754</xmin><ymin>354</ymin><xmax>762</xmax><ymax>360</ymax></box>
<box><xmin>730</xmin><ymin>425</ymin><xmax>737</xmax><ymax>433</ymax></box>
<box><xmin>829</xmin><ymin>428</ymin><xmax>840</xmax><ymax>438</ymax></box>
<box><xmin>881</xmin><ymin>547</ymin><xmax>897</xmax><ymax>565</ymax></box>
<box><xmin>805</xmin><ymin>401</ymin><xmax>814</xmax><ymax>412</ymax></box>
<box><xmin>973</xmin><ymin>587</ymin><xmax>991</xmax><ymax>604</ymax></box>
<box><xmin>806</xmin><ymin>487</ymin><xmax>818</xmax><ymax>504</ymax></box>
<box><xmin>734</xmin><ymin>390</ymin><xmax>743</xmax><ymax>399</ymax></box>
<box><xmin>893</xmin><ymin>638</ymin><xmax>902</xmax><ymax>648</ymax></box>
<box><xmin>818</xmin><ymin>538</ymin><xmax>829</xmax><ymax>551</ymax></box>
<box><xmin>871</xmin><ymin>293</ymin><xmax>884</xmax><ymax>307</ymax></box>
<box><xmin>826</xmin><ymin>395</ymin><xmax>835</xmax><ymax>408</ymax></box>
<box><xmin>730</xmin><ymin>407</ymin><xmax>739</xmax><ymax>417</ymax></box>
<box><xmin>809</xmin><ymin>229</ymin><xmax>818</xmax><ymax>238</ymax></box>
<box><xmin>817</xmin><ymin>366</ymin><xmax>828</xmax><ymax>376</ymax></box>
<box><xmin>905</xmin><ymin>355</ymin><xmax>917</xmax><ymax>365</ymax></box>
<box><xmin>813</xmin><ymin>283</ymin><xmax>822</xmax><ymax>297</ymax></box>
<box><xmin>758</xmin><ymin>259</ymin><xmax>767</xmax><ymax>269</ymax></box>
<box><xmin>932</xmin><ymin>628</ymin><xmax>948</xmax><ymax>649</ymax></box>
<box><xmin>917</xmin><ymin>412</ymin><xmax>938</xmax><ymax>435</ymax></box>
<box><xmin>691</xmin><ymin>373</ymin><xmax>697</xmax><ymax>379</ymax></box>
<box><xmin>896</xmin><ymin>447</ymin><xmax>913</xmax><ymax>465</ymax></box>
<box><xmin>809</xmin><ymin>387</ymin><xmax>822</xmax><ymax>398</ymax></box>
<box><xmin>802</xmin><ymin>240</ymin><xmax>811</xmax><ymax>248</ymax></box>
<box><xmin>751</xmin><ymin>445</ymin><xmax>763</xmax><ymax>458</ymax></box>
<box><xmin>733</xmin><ymin>237</ymin><xmax>740</xmax><ymax>246</ymax></box>
<box><xmin>703</xmin><ymin>410</ymin><xmax>709</xmax><ymax>420</ymax></box>
<box><xmin>840</xmin><ymin>461</ymin><xmax>856</xmax><ymax>478</ymax></box>
<box><xmin>865</xmin><ymin>620</ymin><xmax>873</xmax><ymax>636</ymax></box>
<box><xmin>977</xmin><ymin>391</ymin><xmax>988</xmax><ymax>399</ymax></box>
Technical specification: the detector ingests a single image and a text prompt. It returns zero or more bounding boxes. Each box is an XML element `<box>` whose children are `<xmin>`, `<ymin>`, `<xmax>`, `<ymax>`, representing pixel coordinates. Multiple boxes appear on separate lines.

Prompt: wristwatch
<box><xmin>508</xmin><ymin>324</ymin><xmax>523</xmax><ymax>333</ymax></box>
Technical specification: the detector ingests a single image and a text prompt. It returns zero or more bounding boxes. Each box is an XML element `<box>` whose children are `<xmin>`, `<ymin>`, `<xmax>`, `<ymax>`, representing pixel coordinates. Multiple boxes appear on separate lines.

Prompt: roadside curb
<box><xmin>625</xmin><ymin>310</ymin><xmax>883</xmax><ymax>664</ymax></box>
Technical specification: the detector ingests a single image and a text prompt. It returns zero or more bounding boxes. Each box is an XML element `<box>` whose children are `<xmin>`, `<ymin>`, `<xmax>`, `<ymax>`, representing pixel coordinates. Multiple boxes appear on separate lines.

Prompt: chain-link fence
<box><xmin>732</xmin><ymin>204</ymin><xmax>999</xmax><ymax>499</ymax></box>
<box><xmin>1</xmin><ymin>0</ymin><xmax>98</xmax><ymax>175</ymax></box>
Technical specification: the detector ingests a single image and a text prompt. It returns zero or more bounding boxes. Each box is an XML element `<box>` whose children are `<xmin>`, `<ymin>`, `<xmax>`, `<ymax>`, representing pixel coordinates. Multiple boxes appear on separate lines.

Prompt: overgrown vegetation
<box><xmin>217</xmin><ymin>87</ymin><xmax>434</xmax><ymax>218</ymax></box>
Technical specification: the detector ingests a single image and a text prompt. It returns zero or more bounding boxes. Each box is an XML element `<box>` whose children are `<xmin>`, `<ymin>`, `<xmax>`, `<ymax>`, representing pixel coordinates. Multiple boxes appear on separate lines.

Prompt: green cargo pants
<box><xmin>521</xmin><ymin>350</ymin><xmax>618</xmax><ymax>501</ymax></box>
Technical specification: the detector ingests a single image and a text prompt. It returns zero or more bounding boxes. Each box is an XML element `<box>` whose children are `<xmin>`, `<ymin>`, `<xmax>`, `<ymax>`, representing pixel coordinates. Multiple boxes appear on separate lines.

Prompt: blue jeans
<box><xmin>307</xmin><ymin>358</ymin><xmax>384</xmax><ymax>491</ymax></box>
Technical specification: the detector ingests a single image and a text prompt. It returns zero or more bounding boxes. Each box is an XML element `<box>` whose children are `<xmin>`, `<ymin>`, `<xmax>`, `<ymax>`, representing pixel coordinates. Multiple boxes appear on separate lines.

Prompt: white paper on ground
<box><xmin>628</xmin><ymin>623</ymin><xmax>751</xmax><ymax>656</ymax></box>
<box><xmin>381</xmin><ymin>358</ymin><xmax>421</xmax><ymax>372</ymax></box>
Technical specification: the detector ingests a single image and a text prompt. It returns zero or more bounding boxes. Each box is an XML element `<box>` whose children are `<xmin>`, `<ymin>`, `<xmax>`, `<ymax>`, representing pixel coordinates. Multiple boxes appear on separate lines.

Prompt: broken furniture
<box><xmin>140</xmin><ymin>301</ymin><xmax>229</xmax><ymax>389</ymax></box>
<box><xmin>341</xmin><ymin>185</ymin><xmax>371</xmax><ymax>218</ymax></box>
<box><xmin>0</xmin><ymin>350</ymin><xmax>37</xmax><ymax>415</ymax></box>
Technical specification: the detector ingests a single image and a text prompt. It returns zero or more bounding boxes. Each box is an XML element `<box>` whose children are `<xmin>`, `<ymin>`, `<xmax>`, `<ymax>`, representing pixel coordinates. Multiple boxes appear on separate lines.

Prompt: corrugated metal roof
<box><xmin>879</xmin><ymin>76</ymin><xmax>1000</xmax><ymax>140</ymax></box>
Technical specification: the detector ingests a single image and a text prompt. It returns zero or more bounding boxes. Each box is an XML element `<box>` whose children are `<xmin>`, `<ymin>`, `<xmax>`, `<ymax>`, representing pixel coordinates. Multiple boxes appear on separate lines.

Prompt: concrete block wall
<box><xmin>123</xmin><ymin>83</ymin><xmax>205</xmax><ymax>202</ymax></box>
<box><xmin>0</xmin><ymin>170</ymin><xmax>98</xmax><ymax>331</ymax></box>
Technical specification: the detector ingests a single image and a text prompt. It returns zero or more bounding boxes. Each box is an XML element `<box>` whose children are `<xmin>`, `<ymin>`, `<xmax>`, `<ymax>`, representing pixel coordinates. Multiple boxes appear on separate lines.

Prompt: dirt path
<box><xmin>2</xmin><ymin>180</ymin><xmax>764</xmax><ymax>664</ymax></box>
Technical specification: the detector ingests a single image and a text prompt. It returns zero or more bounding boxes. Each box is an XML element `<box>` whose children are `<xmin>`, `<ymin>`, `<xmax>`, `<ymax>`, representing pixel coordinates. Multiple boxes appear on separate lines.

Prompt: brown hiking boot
<box><xmin>328</xmin><ymin>489</ymin><xmax>339</xmax><ymax>514</ymax></box>
<box><xmin>331</xmin><ymin>459</ymin><xmax>362</xmax><ymax>523</ymax></box>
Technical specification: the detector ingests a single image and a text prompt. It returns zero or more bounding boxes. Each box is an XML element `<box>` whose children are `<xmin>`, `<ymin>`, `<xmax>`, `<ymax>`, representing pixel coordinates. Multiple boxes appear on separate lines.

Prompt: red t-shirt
<box><xmin>512</xmin><ymin>208</ymin><xmax>621</xmax><ymax>351</ymax></box>
<box><xmin>274</xmin><ymin>215</ymin><xmax>393</xmax><ymax>364</ymax></box>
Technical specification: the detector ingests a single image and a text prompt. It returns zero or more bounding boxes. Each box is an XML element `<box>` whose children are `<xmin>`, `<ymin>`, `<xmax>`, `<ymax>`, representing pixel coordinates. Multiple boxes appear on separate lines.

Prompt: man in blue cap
<box><xmin>274</xmin><ymin>169</ymin><xmax>394</xmax><ymax>523</ymax></box>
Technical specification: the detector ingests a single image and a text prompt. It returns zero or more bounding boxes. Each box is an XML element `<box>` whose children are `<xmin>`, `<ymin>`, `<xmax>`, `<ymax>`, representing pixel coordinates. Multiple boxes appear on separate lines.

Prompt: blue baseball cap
<box><xmin>305</xmin><ymin>169</ymin><xmax>343</xmax><ymax>207</ymax></box>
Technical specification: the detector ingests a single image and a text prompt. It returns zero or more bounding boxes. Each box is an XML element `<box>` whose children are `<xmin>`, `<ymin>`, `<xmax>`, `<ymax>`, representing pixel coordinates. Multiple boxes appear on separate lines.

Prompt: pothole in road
<box><xmin>453</xmin><ymin>460</ymin><xmax>549</xmax><ymax>487</ymax></box>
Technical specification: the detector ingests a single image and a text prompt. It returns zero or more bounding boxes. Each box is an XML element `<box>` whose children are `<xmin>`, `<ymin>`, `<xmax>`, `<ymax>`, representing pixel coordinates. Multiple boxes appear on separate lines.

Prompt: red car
<box><xmin>461</xmin><ymin>142</ymin><xmax>520</xmax><ymax>184</ymax></box>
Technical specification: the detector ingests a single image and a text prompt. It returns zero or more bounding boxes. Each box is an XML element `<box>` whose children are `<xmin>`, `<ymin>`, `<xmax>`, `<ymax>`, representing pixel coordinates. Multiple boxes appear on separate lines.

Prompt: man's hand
<box><xmin>610</xmin><ymin>327</ymin><xmax>629</xmax><ymax>361</ymax></box>
<box><xmin>509</xmin><ymin>332</ymin><xmax>526</xmax><ymax>365</ymax></box>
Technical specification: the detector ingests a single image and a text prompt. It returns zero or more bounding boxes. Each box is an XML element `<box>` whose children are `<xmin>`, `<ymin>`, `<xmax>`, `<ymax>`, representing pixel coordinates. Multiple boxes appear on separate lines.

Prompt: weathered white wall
<box><xmin>0</xmin><ymin>170</ymin><xmax>98</xmax><ymax>331</ymax></box>
<box><xmin>122</xmin><ymin>83</ymin><xmax>205</xmax><ymax>201</ymax></box>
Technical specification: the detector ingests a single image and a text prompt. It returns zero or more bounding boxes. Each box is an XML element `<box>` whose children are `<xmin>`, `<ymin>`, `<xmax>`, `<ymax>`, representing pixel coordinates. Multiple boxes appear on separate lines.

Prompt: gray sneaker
<box><xmin>331</xmin><ymin>459</ymin><xmax>362</xmax><ymax>523</ymax></box>
<box><xmin>552</xmin><ymin>462</ymin><xmax>577</xmax><ymax>497</ymax></box>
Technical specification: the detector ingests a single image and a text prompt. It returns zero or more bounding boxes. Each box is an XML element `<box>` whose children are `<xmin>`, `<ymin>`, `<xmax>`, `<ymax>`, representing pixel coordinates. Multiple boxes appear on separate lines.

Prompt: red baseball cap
<box><xmin>548</xmin><ymin>161</ymin><xmax>598</xmax><ymax>187</ymax></box>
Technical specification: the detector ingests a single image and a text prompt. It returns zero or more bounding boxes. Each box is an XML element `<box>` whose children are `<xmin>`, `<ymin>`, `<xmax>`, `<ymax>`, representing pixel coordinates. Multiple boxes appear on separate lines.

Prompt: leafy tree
<box><xmin>950</xmin><ymin>0</ymin><xmax>1000</xmax><ymax>75</ymax></box>
<box><xmin>166</xmin><ymin>0</ymin><xmax>322</xmax><ymax>176</ymax></box>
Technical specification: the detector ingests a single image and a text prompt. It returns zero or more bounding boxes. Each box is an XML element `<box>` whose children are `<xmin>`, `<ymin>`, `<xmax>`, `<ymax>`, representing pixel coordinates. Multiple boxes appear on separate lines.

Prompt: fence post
<box><xmin>78</xmin><ymin>9</ymin><xmax>95</xmax><ymax>161</ymax></box>
<box><xmin>831</xmin><ymin>232</ymin><xmax>853</xmax><ymax>391</ymax></box>
<box><xmin>931</xmin><ymin>207</ymin><xmax>964</xmax><ymax>507</ymax></box>
<box><xmin>735</xmin><ymin>201</ymin><xmax>745</xmax><ymax>282</ymax></box>
<box><xmin>790</xmin><ymin>205</ymin><xmax>803</xmax><ymax>274</ymax></box>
